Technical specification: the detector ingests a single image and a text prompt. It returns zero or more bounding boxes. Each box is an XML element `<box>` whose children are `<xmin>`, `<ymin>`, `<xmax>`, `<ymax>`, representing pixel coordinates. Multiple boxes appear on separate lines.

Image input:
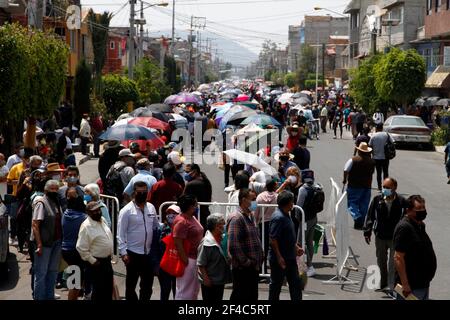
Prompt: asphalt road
<box><xmin>1</xmin><ymin>129</ymin><xmax>448</xmax><ymax>300</ymax></box>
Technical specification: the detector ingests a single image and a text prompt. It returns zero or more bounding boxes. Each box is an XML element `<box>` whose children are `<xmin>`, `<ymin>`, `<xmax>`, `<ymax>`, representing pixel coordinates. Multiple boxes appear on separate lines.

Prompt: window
<box><xmin>110</xmin><ymin>41</ymin><xmax>115</xmax><ymax>50</ymax></box>
<box><xmin>444</xmin><ymin>46</ymin><xmax>450</xmax><ymax>67</ymax></box>
<box><xmin>447</xmin><ymin>0</ymin><xmax>450</xmax><ymax>10</ymax></box>
<box><xmin>436</xmin><ymin>0</ymin><xmax>441</xmax><ymax>12</ymax></box>
<box><xmin>70</xmin><ymin>30</ymin><xmax>76</xmax><ymax>52</ymax></box>
<box><xmin>427</xmin><ymin>0</ymin><xmax>432</xmax><ymax>15</ymax></box>
<box><xmin>388</xmin><ymin>6</ymin><xmax>403</xmax><ymax>24</ymax></box>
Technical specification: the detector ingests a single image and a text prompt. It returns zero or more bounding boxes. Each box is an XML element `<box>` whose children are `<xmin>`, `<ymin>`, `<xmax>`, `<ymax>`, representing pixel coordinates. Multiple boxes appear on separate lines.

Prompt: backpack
<box><xmin>384</xmin><ymin>133</ymin><xmax>396</xmax><ymax>160</ymax></box>
<box><xmin>104</xmin><ymin>163</ymin><xmax>126</xmax><ymax>201</ymax></box>
<box><xmin>303</xmin><ymin>184</ymin><xmax>325</xmax><ymax>220</ymax></box>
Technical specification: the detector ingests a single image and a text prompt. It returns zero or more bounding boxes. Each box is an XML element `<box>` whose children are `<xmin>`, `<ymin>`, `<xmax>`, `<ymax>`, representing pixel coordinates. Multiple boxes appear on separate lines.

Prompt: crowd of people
<box><xmin>0</xmin><ymin>80</ymin><xmax>441</xmax><ymax>301</ymax></box>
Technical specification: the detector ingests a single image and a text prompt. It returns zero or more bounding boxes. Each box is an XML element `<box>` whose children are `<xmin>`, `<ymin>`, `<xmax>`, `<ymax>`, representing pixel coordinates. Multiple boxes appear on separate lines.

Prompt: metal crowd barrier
<box><xmin>159</xmin><ymin>201</ymin><xmax>306</xmax><ymax>278</ymax></box>
<box><xmin>99</xmin><ymin>194</ymin><xmax>120</xmax><ymax>257</ymax></box>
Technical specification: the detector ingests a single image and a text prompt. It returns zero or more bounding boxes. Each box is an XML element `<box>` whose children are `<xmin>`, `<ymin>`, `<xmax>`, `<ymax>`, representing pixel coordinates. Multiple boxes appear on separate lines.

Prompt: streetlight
<box><xmin>313</xmin><ymin>7</ymin><xmax>347</xmax><ymax>17</ymax></box>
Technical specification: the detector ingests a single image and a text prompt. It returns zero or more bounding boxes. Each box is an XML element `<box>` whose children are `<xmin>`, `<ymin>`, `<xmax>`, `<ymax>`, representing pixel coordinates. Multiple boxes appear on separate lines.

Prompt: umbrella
<box><xmin>292</xmin><ymin>92</ymin><xmax>310</xmax><ymax>99</ymax></box>
<box><xmin>117</xmin><ymin>113</ymin><xmax>132</xmax><ymax>121</ymax></box>
<box><xmin>164</xmin><ymin>93</ymin><xmax>202</xmax><ymax>105</ymax></box>
<box><xmin>128</xmin><ymin>117</ymin><xmax>170</xmax><ymax>131</ymax></box>
<box><xmin>436</xmin><ymin>98</ymin><xmax>450</xmax><ymax>107</ymax></box>
<box><xmin>198</xmin><ymin>84</ymin><xmax>211</xmax><ymax>92</ymax></box>
<box><xmin>99</xmin><ymin>124</ymin><xmax>160</xmax><ymax>141</ymax></box>
<box><xmin>169</xmin><ymin>114</ymin><xmax>189</xmax><ymax>129</ymax></box>
<box><xmin>147</xmin><ymin>103</ymin><xmax>173</xmax><ymax>113</ymax></box>
<box><xmin>218</xmin><ymin>105</ymin><xmax>256</xmax><ymax>130</ymax></box>
<box><xmin>224</xmin><ymin>149</ymin><xmax>277</xmax><ymax>176</ymax></box>
<box><xmin>236</xmin><ymin>101</ymin><xmax>259</xmax><ymax>110</ymax></box>
<box><xmin>270</xmin><ymin>90</ymin><xmax>283</xmax><ymax>95</ymax></box>
<box><xmin>236</xmin><ymin>123</ymin><xmax>268</xmax><ymax>136</ymax></box>
<box><xmin>424</xmin><ymin>96</ymin><xmax>440</xmax><ymax>107</ymax></box>
<box><xmin>300</xmin><ymin>90</ymin><xmax>312</xmax><ymax>95</ymax></box>
<box><xmin>173</xmin><ymin>107</ymin><xmax>195</xmax><ymax>121</ymax></box>
<box><xmin>130</xmin><ymin>107</ymin><xmax>153</xmax><ymax>117</ymax></box>
<box><xmin>234</xmin><ymin>94</ymin><xmax>250</xmax><ymax>102</ymax></box>
<box><xmin>112</xmin><ymin>119</ymin><xmax>159</xmax><ymax>132</ymax></box>
<box><xmin>222</xmin><ymin>110</ymin><xmax>259</xmax><ymax>128</ymax></box>
<box><xmin>241</xmin><ymin>114</ymin><xmax>281</xmax><ymax>127</ymax></box>
<box><xmin>294</xmin><ymin>97</ymin><xmax>311</xmax><ymax>106</ymax></box>
<box><xmin>121</xmin><ymin>138</ymin><xmax>165</xmax><ymax>151</ymax></box>
<box><xmin>415</xmin><ymin>98</ymin><xmax>426</xmax><ymax>107</ymax></box>
<box><xmin>149</xmin><ymin>111</ymin><xmax>170</xmax><ymax>123</ymax></box>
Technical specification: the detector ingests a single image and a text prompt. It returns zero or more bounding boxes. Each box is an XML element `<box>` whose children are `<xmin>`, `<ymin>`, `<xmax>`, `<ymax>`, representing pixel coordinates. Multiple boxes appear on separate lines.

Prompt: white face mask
<box><xmin>291</xmin><ymin>132</ymin><xmax>298</xmax><ymax>137</ymax></box>
<box><xmin>288</xmin><ymin>175</ymin><xmax>297</xmax><ymax>185</ymax></box>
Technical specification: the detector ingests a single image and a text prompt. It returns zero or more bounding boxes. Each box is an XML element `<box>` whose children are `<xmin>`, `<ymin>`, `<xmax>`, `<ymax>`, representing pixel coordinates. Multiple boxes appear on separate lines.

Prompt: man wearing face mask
<box><xmin>6</xmin><ymin>144</ymin><xmax>24</xmax><ymax>170</ymax></box>
<box><xmin>31</xmin><ymin>180</ymin><xmax>63</xmax><ymax>300</ymax></box>
<box><xmin>104</xmin><ymin>149</ymin><xmax>136</xmax><ymax>206</ymax></box>
<box><xmin>58</xmin><ymin>166</ymin><xmax>84</xmax><ymax>212</ymax></box>
<box><xmin>276</xmin><ymin>148</ymin><xmax>298</xmax><ymax>181</ymax></box>
<box><xmin>76</xmin><ymin>201</ymin><xmax>113</xmax><ymax>301</ymax></box>
<box><xmin>117</xmin><ymin>181</ymin><xmax>161</xmax><ymax>301</ymax></box>
<box><xmin>393</xmin><ymin>195</ymin><xmax>436</xmax><ymax>300</ymax></box>
<box><xmin>122</xmin><ymin>158</ymin><xmax>157</xmax><ymax>204</ymax></box>
<box><xmin>364</xmin><ymin>177</ymin><xmax>406</xmax><ymax>296</ymax></box>
<box><xmin>227</xmin><ymin>188</ymin><xmax>263</xmax><ymax>301</ymax></box>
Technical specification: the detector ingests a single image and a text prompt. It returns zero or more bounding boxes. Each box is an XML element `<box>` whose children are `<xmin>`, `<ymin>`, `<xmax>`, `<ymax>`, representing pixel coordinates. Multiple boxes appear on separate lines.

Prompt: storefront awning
<box><xmin>425</xmin><ymin>66</ymin><xmax>450</xmax><ymax>88</ymax></box>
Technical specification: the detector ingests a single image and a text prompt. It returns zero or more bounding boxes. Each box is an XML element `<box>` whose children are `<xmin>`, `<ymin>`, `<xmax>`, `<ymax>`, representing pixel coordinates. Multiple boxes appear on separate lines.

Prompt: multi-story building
<box><xmin>412</xmin><ymin>0</ymin><xmax>450</xmax><ymax>97</ymax></box>
<box><xmin>344</xmin><ymin>0</ymin><xmax>425</xmax><ymax>68</ymax></box>
<box><xmin>288</xmin><ymin>25</ymin><xmax>302</xmax><ymax>72</ymax></box>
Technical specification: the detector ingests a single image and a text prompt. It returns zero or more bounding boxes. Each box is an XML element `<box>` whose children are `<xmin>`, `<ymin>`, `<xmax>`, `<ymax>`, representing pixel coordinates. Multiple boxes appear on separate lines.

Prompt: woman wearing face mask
<box><xmin>83</xmin><ymin>183</ymin><xmax>111</xmax><ymax>230</ymax></box>
<box><xmin>286</xmin><ymin>124</ymin><xmax>301</xmax><ymax>153</ymax></box>
<box><xmin>277</xmin><ymin>167</ymin><xmax>302</xmax><ymax>200</ymax></box>
<box><xmin>172</xmin><ymin>194</ymin><xmax>204</xmax><ymax>300</ymax></box>
<box><xmin>61</xmin><ymin>187</ymin><xmax>87</xmax><ymax>300</ymax></box>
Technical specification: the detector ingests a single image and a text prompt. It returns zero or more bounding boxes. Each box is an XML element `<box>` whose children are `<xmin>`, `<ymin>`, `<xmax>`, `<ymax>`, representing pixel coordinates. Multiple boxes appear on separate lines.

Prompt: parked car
<box><xmin>384</xmin><ymin>115</ymin><xmax>432</xmax><ymax>149</ymax></box>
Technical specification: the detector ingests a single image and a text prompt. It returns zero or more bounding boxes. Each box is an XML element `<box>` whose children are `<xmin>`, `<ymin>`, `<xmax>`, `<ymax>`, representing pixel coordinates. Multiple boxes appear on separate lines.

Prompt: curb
<box><xmin>79</xmin><ymin>154</ymin><xmax>92</xmax><ymax>166</ymax></box>
<box><xmin>435</xmin><ymin>146</ymin><xmax>445</xmax><ymax>155</ymax></box>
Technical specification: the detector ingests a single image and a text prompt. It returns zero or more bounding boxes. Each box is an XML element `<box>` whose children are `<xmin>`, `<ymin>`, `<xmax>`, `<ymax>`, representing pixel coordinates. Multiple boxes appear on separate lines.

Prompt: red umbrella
<box><xmin>234</xmin><ymin>94</ymin><xmax>250</xmax><ymax>102</ymax></box>
<box><xmin>128</xmin><ymin>117</ymin><xmax>170</xmax><ymax>132</ymax></box>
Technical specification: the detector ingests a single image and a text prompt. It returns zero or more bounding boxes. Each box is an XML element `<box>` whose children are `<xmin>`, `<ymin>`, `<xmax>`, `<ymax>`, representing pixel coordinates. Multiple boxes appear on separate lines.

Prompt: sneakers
<box><xmin>54</xmin><ymin>293</ymin><xmax>61</xmax><ymax>300</ymax></box>
<box><xmin>84</xmin><ymin>293</ymin><xmax>92</xmax><ymax>300</ymax></box>
<box><xmin>9</xmin><ymin>238</ymin><xmax>18</xmax><ymax>246</ymax></box>
<box><xmin>306</xmin><ymin>266</ymin><xmax>316</xmax><ymax>277</ymax></box>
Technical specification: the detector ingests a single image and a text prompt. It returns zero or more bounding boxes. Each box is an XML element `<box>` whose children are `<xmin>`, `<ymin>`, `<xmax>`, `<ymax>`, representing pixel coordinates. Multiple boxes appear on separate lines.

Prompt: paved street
<box><xmin>1</xmin><ymin>129</ymin><xmax>447</xmax><ymax>300</ymax></box>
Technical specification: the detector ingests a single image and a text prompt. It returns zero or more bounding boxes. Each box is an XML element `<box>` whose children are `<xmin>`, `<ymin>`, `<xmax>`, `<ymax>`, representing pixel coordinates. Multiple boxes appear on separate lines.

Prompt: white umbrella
<box><xmin>224</xmin><ymin>149</ymin><xmax>278</xmax><ymax>176</ymax></box>
<box><xmin>111</xmin><ymin>119</ymin><xmax>157</xmax><ymax>132</ymax></box>
<box><xmin>236</xmin><ymin>123</ymin><xmax>266</xmax><ymax>136</ymax></box>
<box><xmin>117</xmin><ymin>113</ymin><xmax>132</xmax><ymax>121</ymax></box>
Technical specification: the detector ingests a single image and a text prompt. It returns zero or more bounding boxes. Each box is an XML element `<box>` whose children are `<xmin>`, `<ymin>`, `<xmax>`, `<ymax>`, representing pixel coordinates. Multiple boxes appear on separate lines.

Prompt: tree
<box><xmin>88</xmin><ymin>10</ymin><xmax>112</xmax><ymax>97</ymax></box>
<box><xmin>134</xmin><ymin>57</ymin><xmax>172</xmax><ymax>105</ymax></box>
<box><xmin>374</xmin><ymin>48</ymin><xmax>426</xmax><ymax>107</ymax></box>
<box><xmin>0</xmin><ymin>23</ymin><xmax>68</xmax><ymax>151</ymax></box>
<box><xmin>74</xmin><ymin>59</ymin><xmax>92</xmax><ymax>124</ymax></box>
<box><xmin>295</xmin><ymin>45</ymin><xmax>316</xmax><ymax>88</ymax></box>
<box><xmin>349</xmin><ymin>54</ymin><xmax>386</xmax><ymax>114</ymax></box>
<box><xmin>284</xmin><ymin>73</ymin><xmax>296</xmax><ymax>88</ymax></box>
<box><xmin>103</xmin><ymin>74</ymin><xmax>139</xmax><ymax>116</ymax></box>
<box><xmin>164</xmin><ymin>55</ymin><xmax>181</xmax><ymax>93</ymax></box>
<box><xmin>271</xmin><ymin>72</ymin><xmax>285</xmax><ymax>86</ymax></box>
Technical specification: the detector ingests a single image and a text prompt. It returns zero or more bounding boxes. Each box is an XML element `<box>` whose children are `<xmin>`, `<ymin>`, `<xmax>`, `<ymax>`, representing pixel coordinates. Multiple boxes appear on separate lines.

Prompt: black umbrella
<box><xmin>226</xmin><ymin>110</ymin><xmax>260</xmax><ymax>126</ymax></box>
<box><xmin>150</xmin><ymin>111</ymin><xmax>170</xmax><ymax>123</ymax></box>
<box><xmin>147</xmin><ymin>103</ymin><xmax>173</xmax><ymax>113</ymax></box>
<box><xmin>424</xmin><ymin>97</ymin><xmax>440</xmax><ymax>107</ymax></box>
<box><xmin>130</xmin><ymin>107</ymin><xmax>152</xmax><ymax>117</ymax></box>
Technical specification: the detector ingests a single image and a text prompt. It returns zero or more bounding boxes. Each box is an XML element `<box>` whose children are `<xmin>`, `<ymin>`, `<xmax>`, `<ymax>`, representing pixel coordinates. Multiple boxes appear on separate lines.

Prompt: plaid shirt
<box><xmin>227</xmin><ymin>207</ymin><xmax>263</xmax><ymax>271</ymax></box>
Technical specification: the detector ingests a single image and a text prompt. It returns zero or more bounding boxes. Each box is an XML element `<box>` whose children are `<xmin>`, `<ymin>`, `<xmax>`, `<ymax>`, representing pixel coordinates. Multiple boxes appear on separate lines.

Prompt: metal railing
<box><xmin>158</xmin><ymin>201</ymin><xmax>306</xmax><ymax>278</ymax></box>
<box><xmin>99</xmin><ymin>194</ymin><xmax>120</xmax><ymax>257</ymax></box>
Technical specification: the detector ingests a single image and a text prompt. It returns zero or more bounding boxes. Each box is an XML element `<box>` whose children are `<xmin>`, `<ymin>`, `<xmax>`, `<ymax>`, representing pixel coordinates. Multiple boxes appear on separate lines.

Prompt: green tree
<box><xmin>349</xmin><ymin>54</ymin><xmax>385</xmax><ymax>114</ymax></box>
<box><xmin>134</xmin><ymin>57</ymin><xmax>172</xmax><ymax>105</ymax></box>
<box><xmin>74</xmin><ymin>59</ymin><xmax>92</xmax><ymax>124</ymax></box>
<box><xmin>374</xmin><ymin>48</ymin><xmax>426</xmax><ymax>107</ymax></box>
<box><xmin>103</xmin><ymin>74</ymin><xmax>139</xmax><ymax>116</ymax></box>
<box><xmin>88</xmin><ymin>10</ymin><xmax>112</xmax><ymax>97</ymax></box>
<box><xmin>271</xmin><ymin>72</ymin><xmax>285</xmax><ymax>86</ymax></box>
<box><xmin>295</xmin><ymin>45</ymin><xmax>316</xmax><ymax>88</ymax></box>
<box><xmin>164</xmin><ymin>55</ymin><xmax>181</xmax><ymax>93</ymax></box>
<box><xmin>284</xmin><ymin>73</ymin><xmax>296</xmax><ymax>88</ymax></box>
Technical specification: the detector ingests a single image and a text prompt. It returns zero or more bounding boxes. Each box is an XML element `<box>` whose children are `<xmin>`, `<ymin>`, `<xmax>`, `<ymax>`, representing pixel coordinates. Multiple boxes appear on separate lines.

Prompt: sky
<box><xmin>80</xmin><ymin>0</ymin><xmax>349</xmax><ymax>58</ymax></box>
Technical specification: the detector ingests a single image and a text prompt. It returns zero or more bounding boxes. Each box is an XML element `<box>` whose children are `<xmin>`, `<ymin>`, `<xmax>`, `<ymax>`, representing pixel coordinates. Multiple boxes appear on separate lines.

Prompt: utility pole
<box><xmin>128</xmin><ymin>0</ymin><xmax>136</xmax><ymax>79</ymax></box>
<box><xmin>188</xmin><ymin>15</ymin><xmax>194</xmax><ymax>87</ymax></box>
<box><xmin>171</xmin><ymin>0</ymin><xmax>175</xmax><ymax>55</ymax></box>
<box><xmin>322</xmin><ymin>43</ymin><xmax>326</xmax><ymax>92</ymax></box>
<box><xmin>36</xmin><ymin>0</ymin><xmax>44</xmax><ymax>30</ymax></box>
<box><xmin>139</xmin><ymin>0</ymin><xmax>144</xmax><ymax>60</ymax></box>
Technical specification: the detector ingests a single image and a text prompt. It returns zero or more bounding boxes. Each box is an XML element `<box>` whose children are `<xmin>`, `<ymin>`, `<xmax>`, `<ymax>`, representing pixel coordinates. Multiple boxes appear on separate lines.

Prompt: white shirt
<box><xmin>117</xmin><ymin>201</ymin><xmax>159</xmax><ymax>256</ymax></box>
<box><xmin>6</xmin><ymin>154</ymin><xmax>22</xmax><ymax>170</ymax></box>
<box><xmin>79</xmin><ymin>119</ymin><xmax>91</xmax><ymax>138</ymax></box>
<box><xmin>0</xmin><ymin>165</ymin><xmax>8</xmax><ymax>198</ymax></box>
<box><xmin>65</xmin><ymin>136</ymin><xmax>72</xmax><ymax>149</ymax></box>
<box><xmin>76</xmin><ymin>216</ymin><xmax>113</xmax><ymax>265</ymax></box>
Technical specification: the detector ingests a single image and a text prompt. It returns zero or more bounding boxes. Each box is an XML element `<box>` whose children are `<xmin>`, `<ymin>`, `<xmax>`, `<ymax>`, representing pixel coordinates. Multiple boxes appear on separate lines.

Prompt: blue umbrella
<box><xmin>99</xmin><ymin>124</ymin><xmax>159</xmax><ymax>141</ymax></box>
<box><xmin>241</xmin><ymin>114</ymin><xmax>281</xmax><ymax>127</ymax></box>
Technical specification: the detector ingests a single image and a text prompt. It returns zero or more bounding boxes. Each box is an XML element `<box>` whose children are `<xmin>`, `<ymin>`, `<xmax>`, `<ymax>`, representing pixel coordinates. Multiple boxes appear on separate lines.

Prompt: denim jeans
<box><xmin>375</xmin><ymin>237</ymin><xmax>395</xmax><ymax>290</ymax></box>
<box><xmin>269</xmin><ymin>258</ymin><xmax>302</xmax><ymax>301</ymax></box>
<box><xmin>347</xmin><ymin>187</ymin><xmax>372</xmax><ymax>222</ymax></box>
<box><xmin>33</xmin><ymin>240</ymin><xmax>62</xmax><ymax>300</ymax></box>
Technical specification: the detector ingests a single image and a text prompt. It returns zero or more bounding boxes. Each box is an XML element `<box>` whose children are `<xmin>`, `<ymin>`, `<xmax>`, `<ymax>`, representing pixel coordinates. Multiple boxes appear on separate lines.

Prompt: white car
<box><xmin>383</xmin><ymin>115</ymin><xmax>432</xmax><ymax>148</ymax></box>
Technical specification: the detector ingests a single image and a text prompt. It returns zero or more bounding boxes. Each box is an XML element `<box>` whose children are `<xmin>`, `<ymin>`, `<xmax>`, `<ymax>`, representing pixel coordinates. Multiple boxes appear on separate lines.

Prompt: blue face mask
<box><xmin>184</xmin><ymin>172</ymin><xmax>194</xmax><ymax>182</ymax></box>
<box><xmin>250</xmin><ymin>201</ymin><xmax>257</xmax><ymax>212</ymax></box>
<box><xmin>84</xmin><ymin>194</ymin><xmax>92</xmax><ymax>203</ymax></box>
<box><xmin>194</xmin><ymin>207</ymin><xmax>199</xmax><ymax>216</ymax></box>
<box><xmin>382</xmin><ymin>188</ymin><xmax>393</xmax><ymax>197</ymax></box>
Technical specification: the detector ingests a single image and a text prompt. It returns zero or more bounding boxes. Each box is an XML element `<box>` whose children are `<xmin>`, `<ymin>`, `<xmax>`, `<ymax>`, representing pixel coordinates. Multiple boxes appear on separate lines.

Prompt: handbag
<box><xmin>160</xmin><ymin>234</ymin><xmax>190</xmax><ymax>277</ymax></box>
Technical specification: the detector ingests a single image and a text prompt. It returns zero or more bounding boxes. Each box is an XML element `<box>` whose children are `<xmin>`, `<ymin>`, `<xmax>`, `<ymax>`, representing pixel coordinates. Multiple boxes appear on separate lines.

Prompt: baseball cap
<box><xmin>119</xmin><ymin>148</ymin><xmax>133</xmax><ymax>157</ymax></box>
<box><xmin>301</xmin><ymin>169</ymin><xmax>315</xmax><ymax>183</ymax></box>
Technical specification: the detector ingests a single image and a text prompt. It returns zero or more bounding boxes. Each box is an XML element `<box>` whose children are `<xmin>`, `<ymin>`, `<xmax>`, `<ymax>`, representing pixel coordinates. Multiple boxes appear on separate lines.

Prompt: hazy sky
<box><xmin>80</xmin><ymin>0</ymin><xmax>349</xmax><ymax>57</ymax></box>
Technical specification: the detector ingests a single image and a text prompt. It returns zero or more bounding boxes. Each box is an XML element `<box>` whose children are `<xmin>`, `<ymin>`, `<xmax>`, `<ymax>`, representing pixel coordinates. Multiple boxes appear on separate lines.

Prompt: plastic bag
<box><xmin>160</xmin><ymin>234</ymin><xmax>190</xmax><ymax>277</ymax></box>
<box><xmin>297</xmin><ymin>256</ymin><xmax>308</xmax><ymax>290</ymax></box>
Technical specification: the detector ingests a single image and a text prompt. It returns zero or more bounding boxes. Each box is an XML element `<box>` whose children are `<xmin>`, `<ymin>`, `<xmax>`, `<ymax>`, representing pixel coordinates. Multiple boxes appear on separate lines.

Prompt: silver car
<box><xmin>383</xmin><ymin>115</ymin><xmax>432</xmax><ymax>147</ymax></box>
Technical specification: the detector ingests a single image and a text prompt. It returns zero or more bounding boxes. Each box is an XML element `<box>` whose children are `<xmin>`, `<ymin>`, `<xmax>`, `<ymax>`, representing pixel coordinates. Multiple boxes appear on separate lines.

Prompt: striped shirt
<box><xmin>227</xmin><ymin>207</ymin><xmax>263</xmax><ymax>271</ymax></box>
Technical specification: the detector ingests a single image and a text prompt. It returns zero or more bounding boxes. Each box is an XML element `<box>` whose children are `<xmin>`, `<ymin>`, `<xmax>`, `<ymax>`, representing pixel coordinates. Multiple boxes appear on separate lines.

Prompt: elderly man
<box><xmin>79</xmin><ymin>113</ymin><xmax>91</xmax><ymax>155</ymax></box>
<box><xmin>343</xmin><ymin>142</ymin><xmax>375</xmax><ymax>229</ymax></box>
<box><xmin>76</xmin><ymin>201</ymin><xmax>114</xmax><ymax>301</ymax></box>
<box><xmin>123</xmin><ymin>158</ymin><xmax>157</xmax><ymax>204</ymax></box>
<box><xmin>118</xmin><ymin>181</ymin><xmax>161</xmax><ymax>301</ymax></box>
<box><xmin>31</xmin><ymin>180</ymin><xmax>63</xmax><ymax>300</ymax></box>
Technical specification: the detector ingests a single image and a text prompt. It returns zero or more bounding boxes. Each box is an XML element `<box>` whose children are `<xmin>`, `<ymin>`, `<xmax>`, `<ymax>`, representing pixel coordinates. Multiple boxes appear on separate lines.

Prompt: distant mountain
<box><xmin>147</xmin><ymin>29</ymin><xmax>258</xmax><ymax>68</ymax></box>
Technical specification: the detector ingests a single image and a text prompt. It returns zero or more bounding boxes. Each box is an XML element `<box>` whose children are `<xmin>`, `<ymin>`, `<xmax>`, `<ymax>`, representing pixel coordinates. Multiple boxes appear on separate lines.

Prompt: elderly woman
<box><xmin>277</xmin><ymin>166</ymin><xmax>302</xmax><ymax>200</ymax></box>
<box><xmin>83</xmin><ymin>183</ymin><xmax>111</xmax><ymax>229</ymax></box>
<box><xmin>197</xmin><ymin>213</ymin><xmax>231</xmax><ymax>301</ymax></box>
<box><xmin>172</xmin><ymin>194</ymin><xmax>204</xmax><ymax>300</ymax></box>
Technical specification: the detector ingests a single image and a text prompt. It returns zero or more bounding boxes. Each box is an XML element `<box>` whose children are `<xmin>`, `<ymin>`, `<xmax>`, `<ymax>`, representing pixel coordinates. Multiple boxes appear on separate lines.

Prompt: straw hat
<box><xmin>274</xmin><ymin>149</ymin><xmax>295</xmax><ymax>162</ymax></box>
<box><xmin>286</xmin><ymin>124</ymin><xmax>300</xmax><ymax>135</ymax></box>
<box><xmin>46</xmin><ymin>162</ymin><xmax>64</xmax><ymax>172</ymax></box>
<box><xmin>356</xmin><ymin>142</ymin><xmax>372</xmax><ymax>153</ymax></box>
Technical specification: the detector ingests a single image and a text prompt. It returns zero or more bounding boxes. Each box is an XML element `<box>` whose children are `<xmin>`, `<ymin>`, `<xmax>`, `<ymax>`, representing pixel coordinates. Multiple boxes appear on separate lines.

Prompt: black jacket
<box><xmin>364</xmin><ymin>194</ymin><xmax>406</xmax><ymax>240</ymax></box>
